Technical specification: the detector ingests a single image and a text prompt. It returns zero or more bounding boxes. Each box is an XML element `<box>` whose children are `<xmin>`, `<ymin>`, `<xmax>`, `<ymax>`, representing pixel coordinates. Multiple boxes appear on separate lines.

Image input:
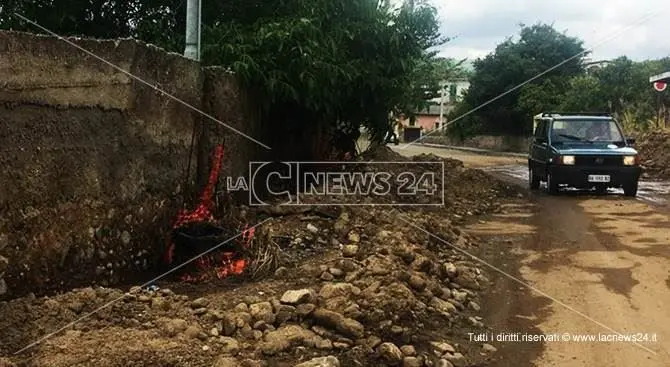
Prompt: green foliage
<box><xmin>558</xmin><ymin>56</ymin><xmax>670</xmax><ymax>132</ymax></box>
<box><xmin>446</xmin><ymin>21</ymin><xmax>670</xmax><ymax>139</ymax></box>
<box><xmin>0</xmin><ymin>0</ymin><xmax>185</xmax><ymax>50</ymax></box>
<box><xmin>2</xmin><ymin>0</ymin><xmax>443</xmax><ymax>157</ymax></box>
<box><xmin>202</xmin><ymin>0</ymin><xmax>443</xmax><ymax>149</ymax></box>
<box><xmin>448</xmin><ymin>22</ymin><xmax>586</xmax><ymax>136</ymax></box>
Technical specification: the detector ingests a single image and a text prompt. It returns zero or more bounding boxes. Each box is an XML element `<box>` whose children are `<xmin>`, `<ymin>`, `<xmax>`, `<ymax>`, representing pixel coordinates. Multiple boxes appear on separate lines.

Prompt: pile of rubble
<box><xmin>635</xmin><ymin>130</ymin><xmax>670</xmax><ymax>179</ymax></box>
<box><xmin>0</xmin><ymin>148</ymin><xmax>521</xmax><ymax>367</ymax></box>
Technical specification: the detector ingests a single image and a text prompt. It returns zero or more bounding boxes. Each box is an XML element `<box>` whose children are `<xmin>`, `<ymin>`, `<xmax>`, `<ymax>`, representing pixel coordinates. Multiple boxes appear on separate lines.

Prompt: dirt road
<box><xmin>394</xmin><ymin>144</ymin><xmax>670</xmax><ymax>367</ymax></box>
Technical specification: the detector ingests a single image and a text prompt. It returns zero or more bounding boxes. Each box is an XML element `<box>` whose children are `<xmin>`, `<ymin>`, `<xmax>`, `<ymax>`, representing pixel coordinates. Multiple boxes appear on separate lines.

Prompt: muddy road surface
<box><xmin>395</xmin><ymin>144</ymin><xmax>670</xmax><ymax>367</ymax></box>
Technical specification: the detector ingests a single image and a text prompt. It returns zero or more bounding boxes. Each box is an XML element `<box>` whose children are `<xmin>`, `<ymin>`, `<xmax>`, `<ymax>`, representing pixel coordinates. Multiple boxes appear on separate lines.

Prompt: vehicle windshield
<box><xmin>549</xmin><ymin>119</ymin><xmax>624</xmax><ymax>143</ymax></box>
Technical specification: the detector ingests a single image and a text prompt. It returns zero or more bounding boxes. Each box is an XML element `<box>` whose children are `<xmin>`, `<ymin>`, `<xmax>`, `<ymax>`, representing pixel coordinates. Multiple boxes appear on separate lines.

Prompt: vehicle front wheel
<box><xmin>529</xmin><ymin>167</ymin><xmax>540</xmax><ymax>190</ymax></box>
<box><xmin>623</xmin><ymin>182</ymin><xmax>638</xmax><ymax>197</ymax></box>
<box><xmin>546</xmin><ymin>172</ymin><xmax>559</xmax><ymax>195</ymax></box>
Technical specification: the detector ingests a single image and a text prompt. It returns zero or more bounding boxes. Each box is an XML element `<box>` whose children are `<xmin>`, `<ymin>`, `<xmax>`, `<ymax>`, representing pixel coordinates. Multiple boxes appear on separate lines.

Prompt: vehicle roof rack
<box><xmin>539</xmin><ymin>112</ymin><xmax>612</xmax><ymax>117</ymax></box>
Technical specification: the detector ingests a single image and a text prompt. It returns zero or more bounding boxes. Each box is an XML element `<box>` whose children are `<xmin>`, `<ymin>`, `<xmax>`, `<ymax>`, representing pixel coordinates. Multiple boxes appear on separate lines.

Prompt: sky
<box><xmin>429</xmin><ymin>0</ymin><xmax>669</xmax><ymax>63</ymax></box>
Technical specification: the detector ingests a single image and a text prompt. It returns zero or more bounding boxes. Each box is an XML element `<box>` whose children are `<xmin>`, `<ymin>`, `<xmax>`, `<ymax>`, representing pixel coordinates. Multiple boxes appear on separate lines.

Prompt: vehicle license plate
<box><xmin>588</xmin><ymin>174</ymin><xmax>610</xmax><ymax>183</ymax></box>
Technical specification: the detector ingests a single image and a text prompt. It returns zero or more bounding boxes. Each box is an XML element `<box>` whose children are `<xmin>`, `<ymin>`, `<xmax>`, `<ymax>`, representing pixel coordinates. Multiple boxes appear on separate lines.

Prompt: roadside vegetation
<box><xmin>445</xmin><ymin>23</ymin><xmax>670</xmax><ymax>139</ymax></box>
<box><xmin>1</xmin><ymin>0</ymin><xmax>468</xmax><ymax>159</ymax></box>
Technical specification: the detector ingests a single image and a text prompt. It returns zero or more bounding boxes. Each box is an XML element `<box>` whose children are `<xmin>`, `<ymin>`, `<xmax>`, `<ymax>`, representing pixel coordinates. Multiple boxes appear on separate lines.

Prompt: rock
<box><xmin>315</xmin><ymin>338</ymin><xmax>333</xmax><ymax>350</ymax></box>
<box><xmin>259</xmin><ymin>325</ymin><xmax>316</xmax><ymax>355</ymax></box>
<box><xmin>281</xmin><ymin>289</ymin><xmax>317</xmax><ymax>305</ymax></box>
<box><xmin>400</xmin><ymin>345</ymin><xmax>416</xmax><ymax>356</ymax></box>
<box><xmin>366</xmin><ymin>335</ymin><xmax>382</xmax><ymax>349</ymax></box>
<box><xmin>441</xmin><ymin>263</ymin><xmax>458</xmax><ymax>279</ymax></box>
<box><xmin>213</xmin><ymin>356</ymin><xmax>240</xmax><ymax>367</ymax></box>
<box><xmin>137</xmin><ymin>294</ymin><xmax>151</xmax><ymax>303</ymax></box>
<box><xmin>468</xmin><ymin>301</ymin><xmax>481</xmax><ymax>312</ymax></box>
<box><xmin>430</xmin><ymin>297</ymin><xmax>457</xmax><ymax>314</ymax></box>
<box><xmin>436</xmin><ymin>360</ymin><xmax>454</xmax><ymax>367</ymax></box>
<box><xmin>151</xmin><ymin>297</ymin><xmax>170</xmax><ymax>311</ymax></box>
<box><xmin>162</xmin><ymin>318</ymin><xmax>188</xmax><ymax>337</ymax></box>
<box><xmin>0</xmin><ymin>279</ymin><xmax>7</xmax><ymax>296</ymax></box>
<box><xmin>274</xmin><ymin>267</ymin><xmax>289</xmax><ymax>277</ymax></box>
<box><xmin>249</xmin><ymin>302</ymin><xmax>275</xmax><ymax>324</ymax></box>
<box><xmin>296</xmin><ymin>303</ymin><xmax>316</xmax><ymax>317</ymax></box>
<box><xmin>191</xmin><ymin>297</ymin><xmax>209</xmax><ymax>308</ymax></box>
<box><xmin>320</xmin><ymin>272</ymin><xmax>335</xmax><ymax>281</ymax></box>
<box><xmin>338</xmin><ymin>259</ymin><xmax>358</xmax><ymax>272</ymax></box>
<box><xmin>468</xmin><ymin>316</ymin><xmax>484</xmax><ymax>328</ymax></box>
<box><xmin>307</xmin><ymin>223</ymin><xmax>319</xmax><ymax>233</ymax></box>
<box><xmin>453</xmin><ymin>268</ymin><xmax>480</xmax><ymax>290</ymax></box>
<box><xmin>332</xmin><ymin>342</ymin><xmax>349</xmax><ymax>349</ymax></box>
<box><xmin>431</xmin><ymin>341</ymin><xmax>455</xmax><ymax>355</ymax></box>
<box><xmin>378</xmin><ymin>342</ymin><xmax>403</xmax><ymax>364</ymax></box>
<box><xmin>329</xmin><ymin>268</ymin><xmax>344</xmax><ymax>277</ymax></box>
<box><xmin>294</xmin><ymin>356</ymin><xmax>340</xmax><ymax>367</ymax></box>
<box><xmin>191</xmin><ymin>307</ymin><xmax>207</xmax><ymax>316</ymax></box>
<box><xmin>234</xmin><ymin>303</ymin><xmax>250</xmax><ymax>313</ymax></box>
<box><xmin>121</xmin><ymin>231</ymin><xmax>131</xmax><ymax>245</ymax></box>
<box><xmin>312</xmin><ymin>308</ymin><xmax>364</xmax><ymax>338</ymax></box>
<box><xmin>319</xmin><ymin>283</ymin><xmax>360</xmax><ymax>299</ymax></box>
<box><xmin>240</xmin><ymin>359</ymin><xmax>266</xmax><ymax>367</ymax></box>
<box><xmin>0</xmin><ymin>255</ymin><xmax>8</xmax><ymax>274</ymax></box>
<box><xmin>220</xmin><ymin>337</ymin><xmax>240</xmax><ymax>355</ymax></box>
<box><xmin>444</xmin><ymin>352</ymin><xmax>466</xmax><ymax>366</ymax></box>
<box><xmin>347</xmin><ymin>231</ymin><xmax>360</xmax><ymax>243</ymax></box>
<box><xmin>342</xmin><ymin>244</ymin><xmax>359</xmax><ymax>257</ymax></box>
<box><xmin>365</xmin><ymin>255</ymin><xmax>393</xmax><ymax>275</ymax></box>
<box><xmin>68</xmin><ymin>301</ymin><xmax>84</xmax><ymax>314</ymax></box>
<box><xmin>482</xmin><ymin>343</ymin><xmax>497</xmax><ymax>353</ymax></box>
<box><xmin>211</xmin><ymin>327</ymin><xmax>220</xmax><ymax>337</ymax></box>
<box><xmin>275</xmin><ymin>304</ymin><xmax>296</xmax><ymax>324</ymax></box>
<box><xmin>253</xmin><ymin>321</ymin><xmax>269</xmax><ymax>331</ymax></box>
<box><xmin>221</xmin><ymin>314</ymin><xmax>238</xmax><ymax>336</ymax></box>
<box><xmin>408</xmin><ymin>275</ymin><xmax>426</xmax><ymax>291</ymax></box>
<box><xmin>184</xmin><ymin>325</ymin><xmax>202</xmax><ymax>339</ymax></box>
<box><xmin>452</xmin><ymin>290</ymin><xmax>468</xmax><ymax>303</ymax></box>
<box><xmin>403</xmin><ymin>357</ymin><xmax>422</xmax><ymax>367</ymax></box>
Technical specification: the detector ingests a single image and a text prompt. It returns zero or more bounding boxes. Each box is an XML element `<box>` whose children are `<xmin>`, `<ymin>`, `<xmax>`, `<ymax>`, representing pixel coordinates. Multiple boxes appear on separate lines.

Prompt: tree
<box><xmin>448</xmin><ymin>23</ymin><xmax>586</xmax><ymax>136</ymax></box>
<box><xmin>558</xmin><ymin>75</ymin><xmax>608</xmax><ymax>112</ymax></box>
<box><xmin>2</xmin><ymin>0</ymin><xmax>443</xmax><ymax>159</ymax></box>
<box><xmin>202</xmin><ymin>0</ymin><xmax>443</xmax><ymax>157</ymax></box>
<box><xmin>559</xmin><ymin>56</ymin><xmax>670</xmax><ymax>130</ymax></box>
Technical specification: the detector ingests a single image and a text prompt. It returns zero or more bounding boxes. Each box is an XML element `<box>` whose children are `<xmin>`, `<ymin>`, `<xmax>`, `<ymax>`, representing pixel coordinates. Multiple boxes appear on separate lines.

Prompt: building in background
<box><xmin>584</xmin><ymin>58</ymin><xmax>612</xmax><ymax>73</ymax></box>
<box><xmin>398</xmin><ymin>78</ymin><xmax>470</xmax><ymax>133</ymax></box>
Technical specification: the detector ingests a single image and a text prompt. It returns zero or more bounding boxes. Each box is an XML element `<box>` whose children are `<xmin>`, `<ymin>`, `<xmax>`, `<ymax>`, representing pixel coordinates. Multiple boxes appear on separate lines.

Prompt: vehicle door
<box><xmin>529</xmin><ymin>119</ymin><xmax>549</xmax><ymax>177</ymax></box>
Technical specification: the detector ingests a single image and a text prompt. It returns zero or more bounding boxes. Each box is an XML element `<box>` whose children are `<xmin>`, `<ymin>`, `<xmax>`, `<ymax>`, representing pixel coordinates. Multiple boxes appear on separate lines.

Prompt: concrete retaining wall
<box><xmin>422</xmin><ymin>134</ymin><xmax>531</xmax><ymax>153</ymax></box>
<box><xmin>0</xmin><ymin>30</ymin><xmax>261</xmax><ymax>299</ymax></box>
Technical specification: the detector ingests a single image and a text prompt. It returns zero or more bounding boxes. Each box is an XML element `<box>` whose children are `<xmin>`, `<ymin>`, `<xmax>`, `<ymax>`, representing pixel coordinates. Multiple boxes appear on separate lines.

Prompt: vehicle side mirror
<box><xmin>626</xmin><ymin>138</ymin><xmax>636</xmax><ymax>145</ymax></box>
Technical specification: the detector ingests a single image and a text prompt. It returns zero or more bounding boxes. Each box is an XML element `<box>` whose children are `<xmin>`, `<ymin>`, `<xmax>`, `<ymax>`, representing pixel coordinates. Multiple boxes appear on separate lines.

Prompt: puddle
<box><xmin>485</xmin><ymin>165</ymin><xmax>670</xmax><ymax>204</ymax></box>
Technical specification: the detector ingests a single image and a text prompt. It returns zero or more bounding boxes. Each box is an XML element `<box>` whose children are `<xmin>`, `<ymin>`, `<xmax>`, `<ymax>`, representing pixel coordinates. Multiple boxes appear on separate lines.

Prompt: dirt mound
<box><xmin>0</xmin><ymin>145</ymin><xmax>521</xmax><ymax>366</ymax></box>
<box><xmin>295</xmin><ymin>145</ymin><xmax>521</xmax><ymax>215</ymax></box>
<box><xmin>1</xmin><ymin>199</ymin><xmax>512</xmax><ymax>367</ymax></box>
<box><xmin>635</xmin><ymin>130</ymin><xmax>670</xmax><ymax>179</ymax></box>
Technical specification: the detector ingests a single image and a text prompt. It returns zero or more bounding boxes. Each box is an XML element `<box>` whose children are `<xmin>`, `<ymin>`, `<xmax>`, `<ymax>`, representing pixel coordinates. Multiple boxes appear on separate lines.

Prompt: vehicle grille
<box><xmin>574</xmin><ymin>155</ymin><xmax>622</xmax><ymax>166</ymax></box>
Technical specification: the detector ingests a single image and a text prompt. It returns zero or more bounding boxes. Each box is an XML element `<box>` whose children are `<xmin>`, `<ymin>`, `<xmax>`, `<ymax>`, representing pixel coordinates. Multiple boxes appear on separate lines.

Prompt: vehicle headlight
<box><xmin>560</xmin><ymin>155</ymin><xmax>575</xmax><ymax>165</ymax></box>
<box><xmin>623</xmin><ymin>156</ymin><xmax>637</xmax><ymax>165</ymax></box>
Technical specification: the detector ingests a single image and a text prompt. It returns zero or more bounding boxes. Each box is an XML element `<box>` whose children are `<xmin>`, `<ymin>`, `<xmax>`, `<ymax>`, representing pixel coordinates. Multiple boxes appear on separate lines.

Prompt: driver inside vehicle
<box><xmin>585</xmin><ymin>122</ymin><xmax>610</xmax><ymax>141</ymax></box>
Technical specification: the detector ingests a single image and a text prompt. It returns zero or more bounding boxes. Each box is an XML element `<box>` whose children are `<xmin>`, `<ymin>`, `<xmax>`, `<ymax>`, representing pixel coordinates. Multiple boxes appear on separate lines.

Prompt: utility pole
<box><xmin>184</xmin><ymin>0</ymin><xmax>201</xmax><ymax>61</ymax></box>
<box><xmin>438</xmin><ymin>82</ymin><xmax>445</xmax><ymax>131</ymax></box>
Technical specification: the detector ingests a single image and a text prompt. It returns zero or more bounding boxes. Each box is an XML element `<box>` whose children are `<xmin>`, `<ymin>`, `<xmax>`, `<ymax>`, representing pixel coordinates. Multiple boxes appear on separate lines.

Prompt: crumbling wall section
<box><xmin>0</xmin><ymin>30</ymin><xmax>260</xmax><ymax>299</ymax></box>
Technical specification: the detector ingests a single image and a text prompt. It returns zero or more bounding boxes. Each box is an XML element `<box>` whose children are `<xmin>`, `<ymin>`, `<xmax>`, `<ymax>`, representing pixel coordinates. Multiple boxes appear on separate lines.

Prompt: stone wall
<box><xmin>0</xmin><ymin>30</ymin><xmax>262</xmax><ymax>299</ymax></box>
<box><xmin>422</xmin><ymin>135</ymin><xmax>531</xmax><ymax>153</ymax></box>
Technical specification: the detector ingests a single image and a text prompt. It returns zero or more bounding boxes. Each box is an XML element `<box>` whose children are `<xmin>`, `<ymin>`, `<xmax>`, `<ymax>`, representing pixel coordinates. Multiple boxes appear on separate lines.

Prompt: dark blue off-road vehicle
<box><xmin>528</xmin><ymin>112</ymin><xmax>642</xmax><ymax>196</ymax></box>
